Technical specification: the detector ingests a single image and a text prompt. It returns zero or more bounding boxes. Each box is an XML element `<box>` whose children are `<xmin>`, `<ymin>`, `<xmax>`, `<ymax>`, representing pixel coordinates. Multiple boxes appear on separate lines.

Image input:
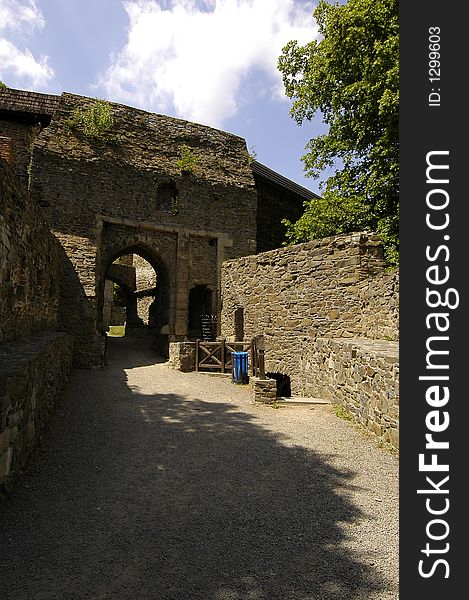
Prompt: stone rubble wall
<box><xmin>0</xmin><ymin>120</ymin><xmax>41</xmax><ymax>188</ymax></box>
<box><xmin>24</xmin><ymin>93</ymin><xmax>261</xmax><ymax>364</ymax></box>
<box><xmin>0</xmin><ymin>331</ymin><xmax>73</xmax><ymax>498</ymax></box>
<box><xmin>1</xmin><ymin>159</ymin><xmax>61</xmax><ymax>344</ymax></box>
<box><xmin>0</xmin><ymin>161</ymin><xmax>73</xmax><ymax>498</ymax></box>
<box><xmin>30</xmin><ymin>93</ymin><xmax>259</xmax><ymax>260</ymax></box>
<box><xmin>133</xmin><ymin>254</ymin><xmax>157</xmax><ymax>324</ymax></box>
<box><xmin>220</xmin><ymin>232</ymin><xmax>399</xmax><ymax>448</ymax></box>
<box><xmin>308</xmin><ymin>338</ymin><xmax>399</xmax><ymax>448</ymax></box>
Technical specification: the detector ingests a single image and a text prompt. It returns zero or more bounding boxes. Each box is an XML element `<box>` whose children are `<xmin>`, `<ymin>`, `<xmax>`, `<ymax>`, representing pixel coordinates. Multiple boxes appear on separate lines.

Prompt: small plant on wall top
<box><xmin>0</xmin><ymin>81</ymin><xmax>8</xmax><ymax>89</ymax></box>
<box><xmin>176</xmin><ymin>144</ymin><xmax>198</xmax><ymax>174</ymax></box>
<box><xmin>247</xmin><ymin>144</ymin><xmax>257</xmax><ymax>165</ymax></box>
<box><xmin>67</xmin><ymin>99</ymin><xmax>116</xmax><ymax>141</ymax></box>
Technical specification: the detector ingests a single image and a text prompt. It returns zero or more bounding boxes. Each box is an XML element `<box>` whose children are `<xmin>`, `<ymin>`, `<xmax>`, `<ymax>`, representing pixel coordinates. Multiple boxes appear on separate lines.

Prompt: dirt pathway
<box><xmin>0</xmin><ymin>336</ymin><xmax>398</xmax><ymax>600</ymax></box>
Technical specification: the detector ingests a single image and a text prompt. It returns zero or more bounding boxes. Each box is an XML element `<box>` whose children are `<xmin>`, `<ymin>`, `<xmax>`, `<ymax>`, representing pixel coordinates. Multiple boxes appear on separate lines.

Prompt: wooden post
<box><xmin>259</xmin><ymin>335</ymin><xmax>265</xmax><ymax>379</ymax></box>
<box><xmin>259</xmin><ymin>349</ymin><xmax>265</xmax><ymax>380</ymax></box>
<box><xmin>195</xmin><ymin>339</ymin><xmax>199</xmax><ymax>372</ymax></box>
<box><xmin>220</xmin><ymin>338</ymin><xmax>226</xmax><ymax>373</ymax></box>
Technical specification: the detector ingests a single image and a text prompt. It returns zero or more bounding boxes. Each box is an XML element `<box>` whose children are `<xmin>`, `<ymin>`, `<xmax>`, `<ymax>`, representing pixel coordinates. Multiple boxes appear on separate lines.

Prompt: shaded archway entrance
<box><xmin>98</xmin><ymin>241</ymin><xmax>172</xmax><ymax>358</ymax></box>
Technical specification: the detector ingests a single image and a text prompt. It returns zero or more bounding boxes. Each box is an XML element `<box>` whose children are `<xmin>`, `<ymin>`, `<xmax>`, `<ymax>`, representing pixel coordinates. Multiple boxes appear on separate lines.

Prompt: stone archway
<box><xmin>98</xmin><ymin>237</ymin><xmax>173</xmax><ymax>357</ymax></box>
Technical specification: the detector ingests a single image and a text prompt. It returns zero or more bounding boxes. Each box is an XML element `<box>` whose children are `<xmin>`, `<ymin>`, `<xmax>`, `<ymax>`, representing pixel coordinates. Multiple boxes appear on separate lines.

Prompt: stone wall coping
<box><xmin>61</xmin><ymin>92</ymin><xmax>248</xmax><ymax>144</ymax></box>
<box><xmin>222</xmin><ymin>231</ymin><xmax>383</xmax><ymax>266</ymax></box>
<box><xmin>0</xmin><ymin>331</ymin><xmax>73</xmax><ymax>377</ymax></box>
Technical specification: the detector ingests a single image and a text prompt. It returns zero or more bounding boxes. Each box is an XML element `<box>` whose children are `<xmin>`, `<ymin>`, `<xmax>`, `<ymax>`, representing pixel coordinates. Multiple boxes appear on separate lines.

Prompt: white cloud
<box><xmin>99</xmin><ymin>0</ymin><xmax>317</xmax><ymax>127</ymax></box>
<box><xmin>0</xmin><ymin>0</ymin><xmax>53</xmax><ymax>88</ymax></box>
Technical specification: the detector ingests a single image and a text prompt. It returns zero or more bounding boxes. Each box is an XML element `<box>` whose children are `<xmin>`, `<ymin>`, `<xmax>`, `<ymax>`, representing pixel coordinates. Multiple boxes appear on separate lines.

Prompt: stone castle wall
<box><xmin>133</xmin><ymin>254</ymin><xmax>157</xmax><ymax>324</ymax></box>
<box><xmin>0</xmin><ymin>120</ymin><xmax>40</xmax><ymax>188</ymax></box>
<box><xmin>220</xmin><ymin>233</ymin><xmax>399</xmax><ymax>448</ymax></box>
<box><xmin>0</xmin><ymin>159</ymin><xmax>61</xmax><ymax>344</ymax></box>
<box><xmin>0</xmin><ymin>160</ymin><xmax>73</xmax><ymax>498</ymax></box>
<box><xmin>254</xmin><ymin>176</ymin><xmax>305</xmax><ymax>254</ymax></box>
<box><xmin>309</xmin><ymin>338</ymin><xmax>398</xmax><ymax>448</ymax></box>
<box><xmin>1</xmin><ymin>89</ymin><xmax>311</xmax><ymax>367</ymax></box>
<box><xmin>24</xmin><ymin>93</ymin><xmax>261</xmax><ymax>364</ymax></box>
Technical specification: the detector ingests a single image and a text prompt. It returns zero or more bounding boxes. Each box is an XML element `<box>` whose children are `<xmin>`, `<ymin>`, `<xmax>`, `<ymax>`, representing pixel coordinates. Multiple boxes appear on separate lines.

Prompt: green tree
<box><xmin>278</xmin><ymin>0</ymin><xmax>399</xmax><ymax>265</ymax></box>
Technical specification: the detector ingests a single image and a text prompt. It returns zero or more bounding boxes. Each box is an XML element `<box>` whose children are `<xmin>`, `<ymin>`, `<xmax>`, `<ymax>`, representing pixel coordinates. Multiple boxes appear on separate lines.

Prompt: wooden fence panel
<box><xmin>195</xmin><ymin>339</ymin><xmax>252</xmax><ymax>373</ymax></box>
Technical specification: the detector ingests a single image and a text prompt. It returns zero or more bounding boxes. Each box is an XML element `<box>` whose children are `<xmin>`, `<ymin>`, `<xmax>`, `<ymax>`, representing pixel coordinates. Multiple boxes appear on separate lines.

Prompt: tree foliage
<box><xmin>278</xmin><ymin>0</ymin><xmax>399</xmax><ymax>265</ymax></box>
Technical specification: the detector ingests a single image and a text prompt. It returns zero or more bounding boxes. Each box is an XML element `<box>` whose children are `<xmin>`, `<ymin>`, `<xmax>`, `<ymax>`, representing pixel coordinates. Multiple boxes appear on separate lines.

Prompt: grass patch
<box><xmin>333</xmin><ymin>403</ymin><xmax>353</xmax><ymax>421</ymax></box>
<box><xmin>108</xmin><ymin>325</ymin><xmax>125</xmax><ymax>337</ymax></box>
<box><xmin>331</xmin><ymin>403</ymin><xmax>399</xmax><ymax>457</ymax></box>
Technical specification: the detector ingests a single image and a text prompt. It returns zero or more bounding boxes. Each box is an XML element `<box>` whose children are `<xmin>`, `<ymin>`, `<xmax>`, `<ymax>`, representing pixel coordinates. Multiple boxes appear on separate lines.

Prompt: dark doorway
<box><xmin>188</xmin><ymin>285</ymin><xmax>213</xmax><ymax>339</ymax></box>
<box><xmin>266</xmin><ymin>372</ymin><xmax>292</xmax><ymax>398</ymax></box>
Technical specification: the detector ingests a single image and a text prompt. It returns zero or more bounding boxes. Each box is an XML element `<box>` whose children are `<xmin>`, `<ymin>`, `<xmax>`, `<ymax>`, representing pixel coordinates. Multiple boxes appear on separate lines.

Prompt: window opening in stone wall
<box><xmin>188</xmin><ymin>285</ymin><xmax>212</xmax><ymax>340</ymax></box>
<box><xmin>266</xmin><ymin>372</ymin><xmax>292</xmax><ymax>398</ymax></box>
<box><xmin>156</xmin><ymin>180</ymin><xmax>179</xmax><ymax>213</ymax></box>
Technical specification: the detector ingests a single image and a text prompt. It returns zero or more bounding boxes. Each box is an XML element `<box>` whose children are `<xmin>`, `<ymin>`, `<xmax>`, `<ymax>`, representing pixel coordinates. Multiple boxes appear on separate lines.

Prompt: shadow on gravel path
<box><xmin>1</xmin><ymin>337</ymin><xmax>391</xmax><ymax>600</ymax></box>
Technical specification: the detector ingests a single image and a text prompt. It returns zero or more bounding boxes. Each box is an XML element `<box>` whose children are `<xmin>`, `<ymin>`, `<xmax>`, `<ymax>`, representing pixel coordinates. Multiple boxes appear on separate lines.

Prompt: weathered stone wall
<box><xmin>30</xmin><ymin>93</ymin><xmax>258</xmax><ymax>258</ymax></box>
<box><xmin>2</xmin><ymin>89</ymin><xmax>326</xmax><ymax>367</ymax></box>
<box><xmin>0</xmin><ymin>160</ymin><xmax>73</xmax><ymax>497</ymax></box>
<box><xmin>0</xmin><ymin>331</ymin><xmax>73</xmax><ymax>497</ymax></box>
<box><xmin>24</xmin><ymin>93</ymin><xmax>260</xmax><ymax>364</ymax></box>
<box><xmin>53</xmin><ymin>230</ymin><xmax>106</xmax><ymax>367</ymax></box>
<box><xmin>0</xmin><ymin>120</ymin><xmax>40</xmax><ymax>187</ymax></box>
<box><xmin>308</xmin><ymin>338</ymin><xmax>399</xmax><ymax>448</ymax></box>
<box><xmin>254</xmin><ymin>177</ymin><xmax>305</xmax><ymax>254</ymax></box>
<box><xmin>0</xmin><ymin>159</ymin><xmax>61</xmax><ymax>344</ymax></box>
<box><xmin>357</xmin><ymin>269</ymin><xmax>399</xmax><ymax>341</ymax></box>
<box><xmin>221</xmin><ymin>233</ymin><xmax>398</xmax><ymax>347</ymax></box>
<box><xmin>220</xmin><ymin>232</ymin><xmax>399</xmax><ymax>447</ymax></box>
<box><xmin>134</xmin><ymin>254</ymin><xmax>157</xmax><ymax>324</ymax></box>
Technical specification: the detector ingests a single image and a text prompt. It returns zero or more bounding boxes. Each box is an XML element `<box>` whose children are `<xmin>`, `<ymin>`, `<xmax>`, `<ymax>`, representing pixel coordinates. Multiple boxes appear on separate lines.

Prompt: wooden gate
<box><xmin>195</xmin><ymin>336</ymin><xmax>266</xmax><ymax>376</ymax></box>
<box><xmin>195</xmin><ymin>339</ymin><xmax>251</xmax><ymax>373</ymax></box>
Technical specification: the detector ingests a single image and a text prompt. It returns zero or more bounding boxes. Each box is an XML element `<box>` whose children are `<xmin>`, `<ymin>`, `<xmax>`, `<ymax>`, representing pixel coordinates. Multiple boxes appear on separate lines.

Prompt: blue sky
<box><xmin>0</xmin><ymin>0</ymin><xmax>328</xmax><ymax>193</ymax></box>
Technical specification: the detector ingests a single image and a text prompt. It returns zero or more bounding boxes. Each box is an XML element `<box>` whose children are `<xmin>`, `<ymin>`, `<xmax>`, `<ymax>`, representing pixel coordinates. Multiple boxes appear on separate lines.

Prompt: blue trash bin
<box><xmin>232</xmin><ymin>351</ymin><xmax>249</xmax><ymax>384</ymax></box>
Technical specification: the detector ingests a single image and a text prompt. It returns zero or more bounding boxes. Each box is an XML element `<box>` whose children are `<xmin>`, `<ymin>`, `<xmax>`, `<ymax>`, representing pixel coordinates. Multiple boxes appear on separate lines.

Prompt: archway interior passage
<box><xmin>103</xmin><ymin>253</ymin><xmax>156</xmax><ymax>334</ymax></box>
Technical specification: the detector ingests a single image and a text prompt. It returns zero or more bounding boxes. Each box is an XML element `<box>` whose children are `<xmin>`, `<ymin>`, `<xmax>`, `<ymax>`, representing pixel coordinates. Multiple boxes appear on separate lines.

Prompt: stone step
<box><xmin>276</xmin><ymin>397</ymin><xmax>330</xmax><ymax>406</ymax></box>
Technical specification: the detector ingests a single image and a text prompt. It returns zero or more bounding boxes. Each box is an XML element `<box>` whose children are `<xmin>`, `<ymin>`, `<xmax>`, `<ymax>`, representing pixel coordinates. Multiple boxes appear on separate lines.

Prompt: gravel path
<box><xmin>0</xmin><ymin>336</ymin><xmax>399</xmax><ymax>600</ymax></box>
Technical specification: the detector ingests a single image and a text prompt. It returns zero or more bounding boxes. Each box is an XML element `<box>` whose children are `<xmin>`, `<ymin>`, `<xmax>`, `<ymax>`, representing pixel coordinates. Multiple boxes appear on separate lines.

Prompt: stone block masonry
<box><xmin>0</xmin><ymin>331</ymin><xmax>73</xmax><ymax>498</ymax></box>
<box><xmin>221</xmin><ymin>232</ymin><xmax>399</xmax><ymax>449</ymax></box>
<box><xmin>0</xmin><ymin>160</ymin><xmax>73</xmax><ymax>498</ymax></box>
<box><xmin>1</xmin><ymin>159</ymin><xmax>61</xmax><ymax>345</ymax></box>
<box><xmin>1</xmin><ymin>88</ymin><xmax>315</xmax><ymax>368</ymax></box>
<box><xmin>311</xmin><ymin>338</ymin><xmax>399</xmax><ymax>448</ymax></box>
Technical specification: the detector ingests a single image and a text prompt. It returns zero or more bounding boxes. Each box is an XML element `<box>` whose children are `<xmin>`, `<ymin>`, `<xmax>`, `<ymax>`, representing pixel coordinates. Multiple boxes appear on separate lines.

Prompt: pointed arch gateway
<box><xmin>97</xmin><ymin>236</ymin><xmax>174</xmax><ymax>358</ymax></box>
